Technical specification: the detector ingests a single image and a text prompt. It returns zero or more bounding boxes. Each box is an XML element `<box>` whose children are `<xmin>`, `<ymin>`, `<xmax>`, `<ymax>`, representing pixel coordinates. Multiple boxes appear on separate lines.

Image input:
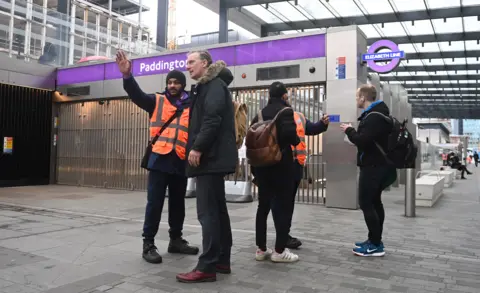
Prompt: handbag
<box><xmin>141</xmin><ymin>109</ymin><xmax>184</xmax><ymax>169</ymax></box>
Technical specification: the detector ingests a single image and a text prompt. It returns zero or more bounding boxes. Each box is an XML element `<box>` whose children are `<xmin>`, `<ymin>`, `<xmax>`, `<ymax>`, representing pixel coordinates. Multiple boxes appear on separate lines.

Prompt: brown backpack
<box><xmin>232</xmin><ymin>100</ymin><xmax>248</xmax><ymax>149</ymax></box>
<box><xmin>245</xmin><ymin>107</ymin><xmax>291</xmax><ymax>167</ymax></box>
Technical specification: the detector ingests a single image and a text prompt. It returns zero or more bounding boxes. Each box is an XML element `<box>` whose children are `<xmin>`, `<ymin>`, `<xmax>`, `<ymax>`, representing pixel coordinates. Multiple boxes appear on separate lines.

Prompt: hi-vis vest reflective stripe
<box><xmin>150</xmin><ymin>94</ymin><xmax>190</xmax><ymax>160</ymax></box>
<box><xmin>292</xmin><ymin>111</ymin><xmax>307</xmax><ymax>166</ymax></box>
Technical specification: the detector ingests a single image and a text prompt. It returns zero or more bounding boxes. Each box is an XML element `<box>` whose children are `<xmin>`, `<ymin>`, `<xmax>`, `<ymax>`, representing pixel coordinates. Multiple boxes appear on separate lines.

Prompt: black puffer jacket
<box><xmin>185</xmin><ymin>61</ymin><xmax>238</xmax><ymax>177</ymax></box>
<box><xmin>345</xmin><ymin>101</ymin><xmax>392</xmax><ymax>167</ymax></box>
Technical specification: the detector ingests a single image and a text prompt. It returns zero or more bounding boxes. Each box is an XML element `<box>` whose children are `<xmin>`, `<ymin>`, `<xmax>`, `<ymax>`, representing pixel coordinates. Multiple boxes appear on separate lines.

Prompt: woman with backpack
<box><xmin>247</xmin><ymin>82</ymin><xmax>301</xmax><ymax>263</ymax></box>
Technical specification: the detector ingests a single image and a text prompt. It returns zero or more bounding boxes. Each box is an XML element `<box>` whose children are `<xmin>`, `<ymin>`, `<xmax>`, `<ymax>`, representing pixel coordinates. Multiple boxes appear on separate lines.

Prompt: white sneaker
<box><xmin>255</xmin><ymin>248</ymin><xmax>273</xmax><ymax>261</ymax></box>
<box><xmin>271</xmin><ymin>248</ymin><xmax>299</xmax><ymax>263</ymax></box>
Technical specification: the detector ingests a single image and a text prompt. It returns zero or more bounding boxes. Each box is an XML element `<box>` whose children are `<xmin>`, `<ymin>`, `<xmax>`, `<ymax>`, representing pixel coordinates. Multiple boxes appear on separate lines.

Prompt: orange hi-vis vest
<box><xmin>292</xmin><ymin>111</ymin><xmax>307</xmax><ymax>166</ymax></box>
<box><xmin>150</xmin><ymin>94</ymin><xmax>190</xmax><ymax>160</ymax></box>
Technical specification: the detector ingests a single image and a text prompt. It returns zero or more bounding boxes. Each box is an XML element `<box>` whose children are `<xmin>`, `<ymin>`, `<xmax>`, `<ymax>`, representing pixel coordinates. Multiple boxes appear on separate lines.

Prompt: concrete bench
<box><xmin>426</xmin><ymin>170</ymin><xmax>455</xmax><ymax>188</ymax></box>
<box><xmin>415</xmin><ymin>176</ymin><xmax>445</xmax><ymax>207</ymax></box>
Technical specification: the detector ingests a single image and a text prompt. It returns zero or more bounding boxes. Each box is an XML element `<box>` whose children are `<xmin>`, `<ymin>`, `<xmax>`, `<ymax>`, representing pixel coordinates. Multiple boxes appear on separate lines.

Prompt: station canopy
<box><xmin>224</xmin><ymin>0</ymin><xmax>480</xmax><ymax>119</ymax></box>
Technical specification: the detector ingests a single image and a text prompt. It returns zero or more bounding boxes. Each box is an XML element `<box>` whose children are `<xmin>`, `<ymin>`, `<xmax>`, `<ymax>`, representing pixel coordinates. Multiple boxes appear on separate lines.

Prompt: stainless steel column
<box><xmin>324</xmin><ymin>26</ymin><xmax>368</xmax><ymax>209</ymax></box>
<box><xmin>405</xmin><ymin>168</ymin><xmax>416</xmax><ymax>217</ymax></box>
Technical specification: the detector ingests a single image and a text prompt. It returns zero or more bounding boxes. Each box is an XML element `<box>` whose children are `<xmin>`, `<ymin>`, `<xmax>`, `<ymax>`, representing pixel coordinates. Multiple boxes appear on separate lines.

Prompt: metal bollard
<box><xmin>405</xmin><ymin>168</ymin><xmax>416</xmax><ymax>217</ymax></box>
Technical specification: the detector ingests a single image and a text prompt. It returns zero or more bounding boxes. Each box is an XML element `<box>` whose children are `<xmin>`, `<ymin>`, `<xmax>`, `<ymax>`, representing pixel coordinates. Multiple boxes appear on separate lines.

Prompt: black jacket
<box><xmin>185</xmin><ymin>61</ymin><xmax>238</xmax><ymax>177</ymax></box>
<box><xmin>251</xmin><ymin>99</ymin><xmax>300</xmax><ymax>189</ymax></box>
<box><xmin>345</xmin><ymin>101</ymin><xmax>392</xmax><ymax>167</ymax></box>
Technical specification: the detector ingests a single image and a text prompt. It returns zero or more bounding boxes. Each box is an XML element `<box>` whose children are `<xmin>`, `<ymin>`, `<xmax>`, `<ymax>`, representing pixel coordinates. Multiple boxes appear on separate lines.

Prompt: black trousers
<box><xmin>142</xmin><ymin>170</ymin><xmax>187</xmax><ymax>242</ymax></box>
<box><xmin>286</xmin><ymin>162</ymin><xmax>303</xmax><ymax>236</ymax></box>
<box><xmin>358</xmin><ymin>166</ymin><xmax>393</xmax><ymax>245</ymax></box>
<box><xmin>255</xmin><ymin>181</ymin><xmax>291</xmax><ymax>253</ymax></box>
<box><xmin>195</xmin><ymin>174</ymin><xmax>232</xmax><ymax>273</ymax></box>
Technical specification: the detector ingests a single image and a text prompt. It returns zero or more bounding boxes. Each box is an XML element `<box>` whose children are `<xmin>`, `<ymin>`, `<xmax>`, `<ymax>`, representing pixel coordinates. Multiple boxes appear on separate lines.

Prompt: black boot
<box><xmin>286</xmin><ymin>235</ymin><xmax>303</xmax><ymax>249</ymax></box>
<box><xmin>143</xmin><ymin>242</ymin><xmax>163</xmax><ymax>264</ymax></box>
<box><xmin>168</xmin><ymin>238</ymin><xmax>199</xmax><ymax>255</ymax></box>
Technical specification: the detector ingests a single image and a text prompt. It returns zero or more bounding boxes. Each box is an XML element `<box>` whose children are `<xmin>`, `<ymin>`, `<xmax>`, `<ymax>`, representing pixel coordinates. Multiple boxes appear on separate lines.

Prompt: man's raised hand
<box><xmin>116</xmin><ymin>50</ymin><xmax>132</xmax><ymax>78</ymax></box>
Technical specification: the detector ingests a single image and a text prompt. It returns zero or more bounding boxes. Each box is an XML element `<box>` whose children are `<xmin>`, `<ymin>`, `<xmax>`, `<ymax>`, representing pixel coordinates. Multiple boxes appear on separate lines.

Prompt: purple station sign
<box><xmin>57</xmin><ymin>34</ymin><xmax>326</xmax><ymax>85</ymax></box>
<box><xmin>361</xmin><ymin>39</ymin><xmax>405</xmax><ymax>73</ymax></box>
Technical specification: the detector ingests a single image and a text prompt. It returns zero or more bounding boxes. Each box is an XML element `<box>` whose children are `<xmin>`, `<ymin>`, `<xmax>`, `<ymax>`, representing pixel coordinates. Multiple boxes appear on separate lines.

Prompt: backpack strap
<box><xmin>364</xmin><ymin>111</ymin><xmax>391</xmax><ymax>121</ymax></box>
<box><xmin>273</xmin><ymin>107</ymin><xmax>292</xmax><ymax>121</ymax></box>
<box><xmin>258</xmin><ymin>110</ymin><xmax>263</xmax><ymax>122</ymax></box>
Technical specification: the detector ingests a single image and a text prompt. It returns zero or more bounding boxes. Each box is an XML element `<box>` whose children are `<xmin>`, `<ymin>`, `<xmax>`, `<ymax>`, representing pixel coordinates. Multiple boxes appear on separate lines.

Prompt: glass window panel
<box><xmin>467</xmin><ymin>70</ymin><xmax>479</xmax><ymax>74</ymax></box>
<box><xmin>440</xmin><ymin>80</ymin><xmax>453</xmax><ymax>84</ymax></box>
<box><xmin>422</xmin><ymin>81</ymin><xmax>435</xmax><ymax>84</ymax></box>
<box><xmin>297</xmin><ymin>0</ymin><xmax>333</xmax><ymax>19</ymax></box>
<box><xmin>404</xmin><ymin>59</ymin><xmax>424</xmax><ymax>66</ymax></box>
<box><xmin>461</xmin><ymin>87</ymin><xmax>476</xmax><ymax>90</ymax></box>
<box><xmin>467</xmin><ymin>57</ymin><xmax>480</xmax><ymax>64</ymax></box>
<box><xmin>465</xmin><ymin>40</ymin><xmax>480</xmax><ymax>50</ymax></box>
<box><xmin>270</xmin><ymin>2</ymin><xmax>310</xmax><ymax>21</ymax></box>
<box><xmin>281</xmin><ymin>30</ymin><xmax>300</xmax><ymax>34</ymax></box>
<box><xmin>463</xmin><ymin>16</ymin><xmax>480</xmax><ymax>32</ymax></box>
<box><xmin>359</xmin><ymin>25</ymin><xmax>380</xmax><ymax>38</ymax></box>
<box><xmin>447</xmin><ymin>70</ymin><xmax>467</xmax><ymax>74</ymax></box>
<box><xmin>413</xmin><ymin>42</ymin><xmax>440</xmax><ymax>52</ymax></box>
<box><xmin>410</xmin><ymin>71</ymin><xmax>429</xmax><ymax>75</ymax></box>
<box><xmin>392</xmin><ymin>0</ymin><xmax>427</xmax><ymax>11</ymax></box>
<box><xmin>402</xmin><ymin>20</ymin><xmax>434</xmax><ymax>36</ymax></box>
<box><xmin>426</xmin><ymin>59</ymin><xmax>446</xmax><ymax>65</ymax></box>
<box><xmin>415</xmin><ymin>71</ymin><xmax>430</xmax><ymax>76</ymax></box>
<box><xmin>405</xmin><ymin>81</ymin><xmax>417</xmax><ymax>84</ymax></box>
<box><xmin>431</xmin><ymin>17</ymin><xmax>463</xmax><ymax>34</ymax></box>
<box><xmin>358</xmin><ymin>0</ymin><xmax>394</xmax><ymax>14</ymax></box>
<box><xmin>395</xmin><ymin>72</ymin><xmax>413</xmax><ymax>76</ymax></box>
<box><xmin>388</xmin><ymin>81</ymin><xmax>402</xmax><ymax>84</ymax></box>
<box><xmin>328</xmin><ymin>0</ymin><xmax>364</xmax><ymax>17</ymax></box>
<box><xmin>243</xmin><ymin>5</ymin><xmax>282</xmax><ymax>23</ymax></box>
<box><xmin>462</xmin><ymin>0</ymin><xmax>480</xmax><ymax>6</ymax></box>
<box><xmin>398</xmin><ymin>43</ymin><xmax>416</xmax><ymax>53</ymax></box>
<box><xmin>444</xmin><ymin>58</ymin><xmax>467</xmax><ymax>65</ymax></box>
<box><xmin>377</xmin><ymin>22</ymin><xmax>407</xmax><ymax>37</ymax></box>
<box><xmin>426</xmin><ymin>0</ymin><xmax>460</xmax><ymax>9</ymax></box>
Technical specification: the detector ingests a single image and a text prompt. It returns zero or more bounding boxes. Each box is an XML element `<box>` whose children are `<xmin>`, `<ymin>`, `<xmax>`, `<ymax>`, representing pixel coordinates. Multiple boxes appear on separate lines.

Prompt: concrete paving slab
<box><xmin>0</xmin><ymin>174</ymin><xmax>478</xmax><ymax>292</ymax></box>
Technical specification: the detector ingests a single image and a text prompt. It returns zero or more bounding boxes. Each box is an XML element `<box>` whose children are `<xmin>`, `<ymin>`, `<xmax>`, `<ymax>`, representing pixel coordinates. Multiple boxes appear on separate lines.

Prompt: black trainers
<box><xmin>168</xmin><ymin>238</ymin><xmax>200</xmax><ymax>255</ymax></box>
<box><xmin>143</xmin><ymin>243</ymin><xmax>163</xmax><ymax>264</ymax></box>
<box><xmin>286</xmin><ymin>236</ymin><xmax>303</xmax><ymax>249</ymax></box>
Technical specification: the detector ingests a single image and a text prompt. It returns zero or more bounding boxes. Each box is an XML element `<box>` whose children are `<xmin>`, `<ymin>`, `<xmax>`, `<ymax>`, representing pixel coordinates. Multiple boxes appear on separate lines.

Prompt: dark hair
<box><xmin>358</xmin><ymin>84</ymin><xmax>377</xmax><ymax>102</ymax></box>
<box><xmin>188</xmin><ymin>50</ymin><xmax>212</xmax><ymax>66</ymax></box>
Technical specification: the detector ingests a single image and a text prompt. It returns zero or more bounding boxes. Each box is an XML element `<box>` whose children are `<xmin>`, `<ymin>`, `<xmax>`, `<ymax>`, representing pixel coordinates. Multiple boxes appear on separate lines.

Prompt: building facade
<box><xmin>0</xmin><ymin>0</ymin><xmax>163</xmax><ymax>67</ymax></box>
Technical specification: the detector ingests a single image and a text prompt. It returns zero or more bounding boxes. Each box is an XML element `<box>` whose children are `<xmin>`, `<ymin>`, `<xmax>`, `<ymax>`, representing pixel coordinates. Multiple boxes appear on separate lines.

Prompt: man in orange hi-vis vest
<box><xmin>286</xmin><ymin>111</ymin><xmax>330</xmax><ymax>249</ymax></box>
<box><xmin>116</xmin><ymin>50</ymin><xmax>199</xmax><ymax>265</ymax></box>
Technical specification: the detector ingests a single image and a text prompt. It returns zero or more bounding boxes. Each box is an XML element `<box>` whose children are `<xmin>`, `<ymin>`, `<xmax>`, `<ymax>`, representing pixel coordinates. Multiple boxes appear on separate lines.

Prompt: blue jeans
<box><xmin>142</xmin><ymin>170</ymin><xmax>187</xmax><ymax>242</ymax></box>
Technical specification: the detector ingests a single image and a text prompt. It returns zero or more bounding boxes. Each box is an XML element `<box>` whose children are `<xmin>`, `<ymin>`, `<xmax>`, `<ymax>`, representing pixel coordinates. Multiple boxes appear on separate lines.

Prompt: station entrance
<box><xmin>55</xmin><ymin>83</ymin><xmax>326</xmax><ymax>204</ymax></box>
<box><xmin>0</xmin><ymin>83</ymin><xmax>53</xmax><ymax>187</ymax></box>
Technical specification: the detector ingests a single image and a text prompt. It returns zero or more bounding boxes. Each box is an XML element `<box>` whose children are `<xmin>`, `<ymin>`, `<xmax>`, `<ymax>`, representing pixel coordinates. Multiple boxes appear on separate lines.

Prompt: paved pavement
<box><xmin>0</xmin><ymin>171</ymin><xmax>479</xmax><ymax>293</ymax></box>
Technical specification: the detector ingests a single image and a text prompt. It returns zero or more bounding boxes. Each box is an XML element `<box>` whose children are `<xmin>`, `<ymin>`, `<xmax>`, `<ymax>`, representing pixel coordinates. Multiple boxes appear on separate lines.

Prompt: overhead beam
<box><xmin>408</xmin><ymin>95</ymin><xmax>480</xmax><ymax>98</ymax></box>
<box><xmin>379</xmin><ymin>64</ymin><xmax>480</xmax><ymax>72</ymax></box>
<box><xmin>410</xmin><ymin>101</ymin><xmax>480</xmax><ymax>105</ymax></box>
<box><xmin>403</xmin><ymin>84</ymin><xmax>480</xmax><ymax>89</ymax></box>
<box><xmin>406</xmin><ymin>50</ymin><xmax>480</xmax><ymax>60</ymax></box>
<box><xmin>412</xmin><ymin>112</ymin><xmax>480</xmax><ymax>119</ymax></box>
<box><xmin>367</xmin><ymin>32</ymin><xmax>480</xmax><ymax>45</ymax></box>
<box><xmin>225</xmin><ymin>0</ymin><xmax>286</xmax><ymax>8</ymax></box>
<box><xmin>261</xmin><ymin>6</ymin><xmax>480</xmax><ymax>32</ymax></box>
<box><xmin>381</xmin><ymin>75</ymin><xmax>480</xmax><ymax>81</ymax></box>
<box><xmin>407</xmin><ymin>90</ymin><xmax>480</xmax><ymax>95</ymax></box>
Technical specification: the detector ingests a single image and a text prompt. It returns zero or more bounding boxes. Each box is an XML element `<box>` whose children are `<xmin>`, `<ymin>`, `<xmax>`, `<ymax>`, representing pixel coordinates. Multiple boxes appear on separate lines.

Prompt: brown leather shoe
<box><xmin>176</xmin><ymin>270</ymin><xmax>216</xmax><ymax>283</ymax></box>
